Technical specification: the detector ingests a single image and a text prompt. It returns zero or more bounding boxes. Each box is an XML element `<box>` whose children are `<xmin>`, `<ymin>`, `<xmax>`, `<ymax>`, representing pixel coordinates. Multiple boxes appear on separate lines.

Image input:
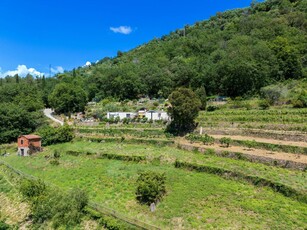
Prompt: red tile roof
<box><xmin>20</xmin><ymin>135</ymin><xmax>41</xmax><ymax>140</ymax></box>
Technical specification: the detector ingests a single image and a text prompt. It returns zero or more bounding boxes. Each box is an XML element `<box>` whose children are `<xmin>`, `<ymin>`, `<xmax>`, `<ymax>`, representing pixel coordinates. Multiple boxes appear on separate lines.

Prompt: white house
<box><xmin>107</xmin><ymin>112</ymin><xmax>137</xmax><ymax>120</ymax></box>
<box><xmin>106</xmin><ymin>111</ymin><xmax>169</xmax><ymax>121</ymax></box>
<box><xmin>145</xmin><ymin>111</ymin><xmax>169</xmax><ymax>121</ymax></box>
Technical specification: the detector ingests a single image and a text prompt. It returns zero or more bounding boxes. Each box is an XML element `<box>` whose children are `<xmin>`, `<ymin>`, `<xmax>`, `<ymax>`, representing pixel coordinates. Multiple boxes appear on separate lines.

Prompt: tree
<box><xmin>166</xmin><ymin>88</ymin><xmax>201</xmax><ymax>135</ymax></box>
<box><xmin>0</xmin><ymin>103</ymin><xmax>44</xmax><ymax>144</ymax></box>
<box><xmin>136</xmin><ymin>171</ymin><xmax>166</xmax><ymax>205</ymax></box>
<box><xmin>14</xmin><ymin>74</ymin><xmax>19</xmax><ymax>84</ymax></box>
<box><xmin>48</xmin><ymin>83</ymin><xmax>87</xmax><ymax>114</ymax></box>
<box><xmin>195</xmin><ymin>86</ymin><xmax>207</xmax><ymax>110</ymax></box>
<box><xmin>36</xmin><ymin>125</ymin><xmax>74</xmax><ymax>146</ymax></box>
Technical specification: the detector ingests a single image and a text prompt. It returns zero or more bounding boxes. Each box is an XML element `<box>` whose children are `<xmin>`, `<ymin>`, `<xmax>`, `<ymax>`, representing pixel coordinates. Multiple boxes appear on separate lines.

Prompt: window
<box><xmin>21</xmin><ymin>140</ymin><xmax>24</xmax><ymax>145</ymax></box>
<box><xmin>126</xmin><ymin>114</ymin><xmax>131</xmax><ymax>118</ymax></box>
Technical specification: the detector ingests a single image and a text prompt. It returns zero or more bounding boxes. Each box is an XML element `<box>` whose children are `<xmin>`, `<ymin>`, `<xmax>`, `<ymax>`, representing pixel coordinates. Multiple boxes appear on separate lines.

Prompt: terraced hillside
<box><xmin>1</xmin><ymin>107</ymin><xmax>307</xmax><ymax>229</ymax></box>
<box><xmin>1</xmin><ymin>140</ymin><xmax>307</xmax><ymax>229</ymax></box>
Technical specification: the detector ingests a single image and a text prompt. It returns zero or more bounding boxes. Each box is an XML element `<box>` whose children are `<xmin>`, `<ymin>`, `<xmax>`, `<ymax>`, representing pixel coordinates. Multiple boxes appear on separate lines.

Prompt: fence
<box><xmin>0</xmin><ymin>160</ymin><xmax>161</xmax><ymax>230</ymax></box>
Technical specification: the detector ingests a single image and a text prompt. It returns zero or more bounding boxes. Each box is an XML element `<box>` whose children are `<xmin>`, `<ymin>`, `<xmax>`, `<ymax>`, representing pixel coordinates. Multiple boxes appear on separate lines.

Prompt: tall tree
<box><xmin>166</xmin><ymin>87</ymin><xmax>201</xmax><ymax>135</ymax></box>
<box><xmin>48</xmin><ymin>83</ymin><xmax>87</xmax><ymax>114</ymax></box>
<box><xmin>195</xmin><ymin>86</ymin><xmax>207</xmax><ymax>110</ymax></box>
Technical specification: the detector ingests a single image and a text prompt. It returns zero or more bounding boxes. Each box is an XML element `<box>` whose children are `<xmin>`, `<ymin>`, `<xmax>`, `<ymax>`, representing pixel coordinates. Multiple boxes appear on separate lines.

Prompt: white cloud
<box><xmin>110</xmin><ymin>26</ymin><xmax>132</xmax><ymax>35</ymax></box>
<box><xmin>0</xmin><ymin>65</ymin><xmax>43</xmax><ymax>78</ymax></box>
<box><xmin>85</xmin><ymin>61</ymin><xmax>91</xmax><ymax>66</ymax></box>
<box><xmin>50</xmin><ymin>66</ymin><xmax>64</xmax><ymax>74</ymax></box>
<box><xmin>0</xmin><ymin>65</ymin><xmax>64</xmax><ymax>78</ymax></box>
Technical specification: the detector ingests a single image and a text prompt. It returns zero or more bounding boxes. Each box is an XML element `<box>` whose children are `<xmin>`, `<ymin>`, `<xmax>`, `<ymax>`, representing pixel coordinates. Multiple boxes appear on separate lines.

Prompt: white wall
<box><xmin>107</xmin><ymin>112</ymin><xmax>137</xmax><ymax>120</ymax></box>
<box><xmin>145</xmin><ymin>112</ymin><xmax>169</xmax><ymax>121</ymax></box>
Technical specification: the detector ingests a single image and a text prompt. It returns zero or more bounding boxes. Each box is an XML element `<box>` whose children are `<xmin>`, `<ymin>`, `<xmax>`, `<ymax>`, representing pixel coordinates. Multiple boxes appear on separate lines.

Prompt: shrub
<box><xmin>292</xmin><ymin>91</ymin><xmax>307</xmax><ymax>108</ymax></box>
<box><xmin>66</xmin><ymin>150</ymin><xmax>80</xmax><ymax>156</ymax></box>
<box><xmin>206</xmin><ymin>105</ymin><xmax>218</xmax><ymax>112</ymax></box>
<box><xmin>37</xmin><ymin>125</ymin><xmax>74</xmax><ymax>146</ymax></box>
<box><xmin>186</xmin><ymin>133</ymin><xmax>214</xmax><ymax>145</ymax></box>
<box><xmin>98</xmin><ymin>215</ymin><xmax>134</xmax><ymax>230</ymax></box>
<box><xmin>220</xmin><ymin>137</ymin><xmax>231</xmax><ymax>147</ymax></box>
<box><xmin>202</xmin><ymin>134</ymin><xmax>215</xmax><ymax>145</ymax></box>
<box><xmin>153</xmin><ymin>102</ymin><xmax>159</xmax><ymax>107</ymax></box>
<box><xmin>0</xmin><ymin>221</ymin><xmax>10</xmax><ymax>230</ymax></box>
<box><xmin>122</xmin><ymin>118</ymin><xmax>131</xmax><ymax>124</ymax></box>
<box><xmin>53</xmin><ymin>150</ymin><xmax>60</xmax><ymax>159</ymax></box>
<box><xmin>244</xmin><ymin>140</ymin><xmax>257</xmax><ymax>150</ymax></box>
<box><xmin>50</xmin><ymin>159</ymin><xmax>60</xmax><ymax>166</ymax></box>
<box><xmin>136</xmin><ymin>171</ymin><xmax>166</xmax><ymax>205</ymax></box>
<box><xmin>31</xmin><ymin>188</ymin><xmax>88</xmax><ymax>228</ymax></box>
<box><xmin>19</xmin><ymin>179</ymin><xmax>46</xmax><ymax>200</ymax></box>
<box><xmin>258</xmin><ymin>100</ymin><xmax>270</xmax><ymax>110</ymax></box>
<box><xmin>205</xmin><ymin>148</ymin><xmax>216</xmax><ymax>155</ymax></box>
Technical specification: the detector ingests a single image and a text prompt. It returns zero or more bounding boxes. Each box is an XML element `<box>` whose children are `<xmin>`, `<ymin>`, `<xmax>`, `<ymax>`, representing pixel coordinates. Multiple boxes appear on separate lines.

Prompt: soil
<box><xmin>177</xmin><ymin>138</ymin><xmax>307</xmax><ymax>165</ymax></box>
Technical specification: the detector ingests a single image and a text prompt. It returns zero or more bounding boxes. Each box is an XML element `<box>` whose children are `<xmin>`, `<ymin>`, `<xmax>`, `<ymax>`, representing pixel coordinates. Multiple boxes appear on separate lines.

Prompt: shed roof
<box><xmin>19</xmin><ymin>135</ymin><xmax>41</xmax><ymax>140</ymax></box>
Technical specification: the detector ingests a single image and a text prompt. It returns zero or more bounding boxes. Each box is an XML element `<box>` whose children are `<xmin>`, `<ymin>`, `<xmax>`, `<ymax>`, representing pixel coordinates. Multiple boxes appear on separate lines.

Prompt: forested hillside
<box><xmin>0</xmin><ymin>0</ymin><xmax>306</xmax><ymax>144</ymax></box>
<box><xmin>0</xmin><ymin>76</ymin><xmax>50</xmax><ymax>143</ymax></box>
<box><xmin>64</xmin><ymin>0</ymin><xmax>307</xmax><ymax>101</ymax></box>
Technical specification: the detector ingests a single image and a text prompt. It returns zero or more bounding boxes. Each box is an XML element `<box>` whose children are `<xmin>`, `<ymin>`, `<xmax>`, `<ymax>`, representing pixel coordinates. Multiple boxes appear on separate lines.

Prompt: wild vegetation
<box><xmin>1</xmin><ymin>141</ymin><xmax>306</xmax><ymax>229</ymax></box>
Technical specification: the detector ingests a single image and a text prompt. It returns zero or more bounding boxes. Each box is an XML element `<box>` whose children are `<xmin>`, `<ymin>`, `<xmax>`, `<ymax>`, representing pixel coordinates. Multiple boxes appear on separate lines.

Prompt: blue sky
<box><xmin>0</xmin><ymin>0</ymin><xmax>254</xmax><ymax>77</ymax></box>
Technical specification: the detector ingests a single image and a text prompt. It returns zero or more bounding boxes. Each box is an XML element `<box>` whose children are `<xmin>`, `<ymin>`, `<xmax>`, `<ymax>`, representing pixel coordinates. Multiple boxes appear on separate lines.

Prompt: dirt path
<box><xmin>210</xmin><ymin>134</ymin><xmax>307</xmax><ymax>148</ymax></box>
<box><xmin>43</xmin><ymin>108</ymin><xmax>64</xmax><ymax>126</ymax></box>
<box><xmin>177</xmin><ymin>138</ymin><xmax>307</xmax><ymax>164</ymax></box>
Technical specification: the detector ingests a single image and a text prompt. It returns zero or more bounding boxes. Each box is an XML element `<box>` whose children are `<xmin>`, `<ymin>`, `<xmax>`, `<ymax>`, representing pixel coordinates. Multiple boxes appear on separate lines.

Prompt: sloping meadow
<box><xmin>1</xmin><ymin>141</ymin><xmax>306</xmax><ymax>229</ymax></box>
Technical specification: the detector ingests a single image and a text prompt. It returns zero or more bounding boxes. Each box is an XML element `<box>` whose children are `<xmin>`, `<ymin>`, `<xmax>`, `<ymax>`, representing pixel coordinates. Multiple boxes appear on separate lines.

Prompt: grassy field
<box><xmin>197</xmin><ymin>108</ymin><xmax>307</xmax><ymax>132</ymax></box>
<box><xmin>1</xmin><ymin>141</ymin><xmax>307</xmax><ymax>229</ymax></box>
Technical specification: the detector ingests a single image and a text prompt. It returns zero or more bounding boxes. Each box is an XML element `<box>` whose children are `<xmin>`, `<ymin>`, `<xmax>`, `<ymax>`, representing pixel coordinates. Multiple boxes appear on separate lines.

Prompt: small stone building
<box><xmin>17</xmin><ymin>135</ymin><xmax>42</xmax><ymax>156</ymax></box>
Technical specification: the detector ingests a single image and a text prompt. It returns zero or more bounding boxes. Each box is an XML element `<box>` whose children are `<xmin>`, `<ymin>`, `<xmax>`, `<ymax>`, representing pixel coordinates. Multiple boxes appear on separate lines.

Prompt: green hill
<box><xmin>65</xmin><ymin>0</ymin><xmax>307</xmax><ymax>101</ymax></box>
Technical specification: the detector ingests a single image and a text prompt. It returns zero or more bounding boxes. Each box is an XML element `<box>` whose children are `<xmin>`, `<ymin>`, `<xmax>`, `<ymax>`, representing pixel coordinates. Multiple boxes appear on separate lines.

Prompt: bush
<box><xmin>201</xmin><ymin>134</ymin><xmax>215</xmax><ymax>145</ymax></box>
<box><xmin>136</xmin><ymin>171</ymin><xmax>166</xmax><ymax>205</ymax></box>
<box><xmin>122</xmin><ymin>118</ymin><xmax>131</xmax><ymax>124</ymax></box>
<box><xmin>258</xmin><ymin>100</ymin><xmax>270</xmax><ymax>110</ymax></box>
<box><xmin>53</xmin><ymin>150</ymin><xmax>60</xmax><ymax>159</ymax></box>
<box><xmin>220</xmin><ymin>137</ymin><xmax>231</xmax><ymax>147</ymax></box>
<box><xmin>19</xmin><ymin>179</ymin><xmax>46</xmax><ymax>200</ymax></box>
<box><xmin>37</xmin><ymin>125</ymin><xmax>74</xmax><ymax>146</ymax></box>
<box><xmin>30</xmin><ymin>187</ymin><xmax>88</xmax><ymax>228</ymax></box>
<box><xmin>244</xmin><ymin>140</ymin><xmax>257</xmax><ymax>150</ymax></box>
<box><xmin>206</xmin><ymin>105</ymin><xmax>218</xmax><ymax>112</ymax></box>
<box><xmin>186</xmin><ymin>133</ymin><xmax>215</xmax><ymax>145</ymax></box>
<box><xmin>292</xmin><ymin>90</ymin><xmax>307</xmax><ymax>108</ymax></box>
<box><xmin>0</xmin><ymin>221</ymin><xmax>10</xmax><ymax>230</ymax></box>
<box><xmin>66</xmin><ymin>150</ymin><xmax>81</xmax><ymax>156</ymax></box>
<box><xmin>153</xmin><ymin>102</ymin><xmax>159</xmax><ymax>107</ymax></box>
<box><xmin>50</xmin><ymin>159</ymin><xmax>60</xmax><ymax>166</ymax></box>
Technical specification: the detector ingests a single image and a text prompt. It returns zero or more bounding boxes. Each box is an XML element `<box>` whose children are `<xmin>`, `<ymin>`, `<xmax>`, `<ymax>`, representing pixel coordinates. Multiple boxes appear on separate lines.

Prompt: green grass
<box><xmin>197</xmin><ymin>108</ymin><xmax>307</xmax><ymax>132</ymax></box>
<box><xmin>0</xmin><ymin>174</ymin><xmax>12</xmax><ymax>193</ymax></box>
<box><xmin>1</xmin><ymin>141</ymin><xmax>307</xmax><ymax>229</ymax></box>
<box><xmin>76</xmin><ymin>127</ymin><xmax>167</xmax><ymax>139</ymax></box>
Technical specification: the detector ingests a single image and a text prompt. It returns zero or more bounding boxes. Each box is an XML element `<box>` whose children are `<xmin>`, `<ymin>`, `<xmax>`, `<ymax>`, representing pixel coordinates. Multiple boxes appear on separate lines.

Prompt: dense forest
<box><xmin>0</xmin><ymin>75</ymin><xmax>46</xmax><ymax>143</ymax></box>
<box><xmin>0</xmin><ymin>0</ymin><xmax>306</xmax><ymax>143</ymax></box>
<box><xmin>66</xmin><ymin>0</ymin><xmax>307</xmax><ymax>100</ymax></box>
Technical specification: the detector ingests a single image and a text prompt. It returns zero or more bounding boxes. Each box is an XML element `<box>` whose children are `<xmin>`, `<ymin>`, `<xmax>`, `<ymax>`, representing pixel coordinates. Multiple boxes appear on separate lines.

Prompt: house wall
<box><xmin>18</xmin><ymin>137</ymin><xmax>41</xmax><ymax>148</ymax></box>
<box><xmin>29</xmin><ymin>140</ymin><xmax>41</xmax><ymax>148</ymax></box>
<box><xmin>107</xmin><ymin>112</ymin><xmax>137</xmax><ymax>120</ymax></box>
<box><xmin>18</xmin><ymin>137</ymin><xmax>29</xmax><ymax>148</ymax></box>
<box><xmin>17</xmin><ymin>147</ymin><xmax>30</xmax><ymax>156</ymax></box>
<box><xmin>145</xmin><ymin>112</ymin><xmax>169</xmax><ymax>121</ymax></box>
